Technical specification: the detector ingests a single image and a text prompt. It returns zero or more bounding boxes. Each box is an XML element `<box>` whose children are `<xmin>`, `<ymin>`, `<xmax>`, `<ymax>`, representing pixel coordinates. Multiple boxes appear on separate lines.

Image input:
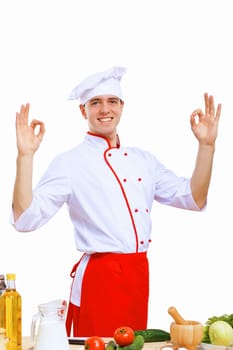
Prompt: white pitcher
<box><xmin>31</xmin><ymin>299</ymin><xmax>69</xmax><ymax>350</ymax></box>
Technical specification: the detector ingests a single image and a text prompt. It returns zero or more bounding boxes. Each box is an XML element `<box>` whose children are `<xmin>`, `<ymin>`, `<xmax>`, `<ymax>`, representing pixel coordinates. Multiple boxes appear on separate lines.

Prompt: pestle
<box><xmin>168</xmin><ymin>306</ymin><xmax>188</xmax><ymax>325</ymax></box>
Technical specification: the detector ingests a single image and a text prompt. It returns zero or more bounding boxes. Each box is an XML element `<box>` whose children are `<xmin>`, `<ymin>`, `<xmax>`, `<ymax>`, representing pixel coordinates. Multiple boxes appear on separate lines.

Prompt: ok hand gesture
<box><xmin>190</xmin><ymin>92</ymin><xmax>221</xmax><ymax>146</ymax></box>
<box><xmin>15</xmin><ymin>103</ymin><xmax>45</xmax><ymax>156</ymax></box>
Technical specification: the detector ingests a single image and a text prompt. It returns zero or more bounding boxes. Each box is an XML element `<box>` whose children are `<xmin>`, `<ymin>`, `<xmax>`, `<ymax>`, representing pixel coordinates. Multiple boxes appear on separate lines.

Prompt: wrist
<box><xmin>198</xmin><ymin>142</ymin><xmax>215</xmax><ymax>152</ymax></box>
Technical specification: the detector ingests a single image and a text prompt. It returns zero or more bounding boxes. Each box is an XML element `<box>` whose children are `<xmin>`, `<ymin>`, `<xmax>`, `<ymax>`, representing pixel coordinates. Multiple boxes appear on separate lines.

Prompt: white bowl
<box><xmin>198</xmin><ymin>343</ymin><xmax>233</xmax><ymax>350</ymax></box>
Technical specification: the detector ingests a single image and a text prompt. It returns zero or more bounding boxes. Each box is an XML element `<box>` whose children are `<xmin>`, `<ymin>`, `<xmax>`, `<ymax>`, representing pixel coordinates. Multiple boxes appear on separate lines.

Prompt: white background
<box><xmin>0</xmin><ymin>0</ymin><xmax>232</xmax><ymax>336</ymax></box>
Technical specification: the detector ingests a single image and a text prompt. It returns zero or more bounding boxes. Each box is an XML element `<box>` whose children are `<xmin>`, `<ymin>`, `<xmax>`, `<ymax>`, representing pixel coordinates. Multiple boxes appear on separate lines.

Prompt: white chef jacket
<box><xmin>11</xmin><ymin>132</ymin><xmax>202</xmax><ymax>305</ymax></box>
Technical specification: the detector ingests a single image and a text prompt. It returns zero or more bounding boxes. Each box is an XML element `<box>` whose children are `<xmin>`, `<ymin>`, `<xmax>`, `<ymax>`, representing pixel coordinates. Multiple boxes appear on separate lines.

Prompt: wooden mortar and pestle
<box><xmin>160</xmin><ymin>307</ymin><xmax>203</xmax><ymax>350</ymax></box>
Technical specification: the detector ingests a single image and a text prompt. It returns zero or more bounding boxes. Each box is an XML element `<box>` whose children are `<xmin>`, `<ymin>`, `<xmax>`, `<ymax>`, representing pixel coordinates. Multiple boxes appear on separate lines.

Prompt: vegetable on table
<box><xmin>202</xmin><ymin>313</ymin><xmax>233</xmax><ymax>346</ymax></box>
<box><xmin>117</xmin><ymin>335</ymin><xmax>144</xmax><ymax>350</ymax></box>
<box><xmin>209</xmin><ymin>320</ymin><xmax>233</xmax><ymax>346</ymax></box>
<box><xmin>134</xmin><ymin>329</ymin><xmax>170</xmax><ymax>342</ymax></box>
<box><xmin>85</xmin><ymin>336</ymin><xmax>106</xmax><ymax>350</ymax></box>
<box><xmin>106</xmin><ymin>340</ymin><xmax>117</xmax><ymax>350</ymax></box>
<box><xmin>114</xmin><ymin>326</ymin><xmax>135</xmax><ymax>346</ymax></box>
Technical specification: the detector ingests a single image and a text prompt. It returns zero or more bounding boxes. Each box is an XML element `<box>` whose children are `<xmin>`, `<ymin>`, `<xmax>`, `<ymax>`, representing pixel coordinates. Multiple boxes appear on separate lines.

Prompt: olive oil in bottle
<box><xmin>0</xmin><ymin>275</ymin><xmax>6</xmax><ymax>296</ymax></box>
<box><xmin>0</xmin><ymin>275</ymin><xmax>6</xmax><ymax>330</ymax></box>
<box><xmin>0</xmin><ymin>274</ymin><xmax>21</xmax><ymax>350</ymax></box>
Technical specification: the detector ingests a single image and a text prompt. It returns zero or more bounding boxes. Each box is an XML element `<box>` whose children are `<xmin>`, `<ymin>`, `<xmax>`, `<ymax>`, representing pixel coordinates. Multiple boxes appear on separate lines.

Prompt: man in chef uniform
<box><xmin>11</xmin><ymin>67</ymin><xmax>221</xmax><ymax>337</ymax></box>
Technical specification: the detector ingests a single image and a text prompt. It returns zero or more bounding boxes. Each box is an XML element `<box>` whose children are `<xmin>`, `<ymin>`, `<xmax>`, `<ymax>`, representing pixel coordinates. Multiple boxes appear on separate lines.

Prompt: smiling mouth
<box><xmin>97</xmin><ymin>117</ymin><xmax>113</xmax><ymax>122</ymax></box>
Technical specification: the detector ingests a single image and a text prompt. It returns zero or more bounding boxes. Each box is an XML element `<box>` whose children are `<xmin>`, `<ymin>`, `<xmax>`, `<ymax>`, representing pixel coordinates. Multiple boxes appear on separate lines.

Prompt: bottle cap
<box><xmin>6</xmin><ymin>273</ymin><xmax>16</xmax><ymax>280</ymax></box>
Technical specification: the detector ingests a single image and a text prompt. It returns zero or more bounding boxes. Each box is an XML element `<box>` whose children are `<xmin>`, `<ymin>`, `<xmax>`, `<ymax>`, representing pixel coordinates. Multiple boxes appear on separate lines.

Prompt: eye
<box><xmin>90</xmin><ymin>100</ymin><xmax>99</xmax><ymax>106</ymax></box>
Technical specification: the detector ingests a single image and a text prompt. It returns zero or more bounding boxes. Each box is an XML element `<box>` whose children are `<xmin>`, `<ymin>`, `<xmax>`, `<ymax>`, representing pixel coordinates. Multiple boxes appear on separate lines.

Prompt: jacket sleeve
<box><xmin>11</xmin><ymin>154</ymin><xmax>72</xmax><ymax>232</ymax></box>
<box><xmin>152</xmin><ymin>154</ymin><xmax>205</xmax><ymax>211</ymax></box>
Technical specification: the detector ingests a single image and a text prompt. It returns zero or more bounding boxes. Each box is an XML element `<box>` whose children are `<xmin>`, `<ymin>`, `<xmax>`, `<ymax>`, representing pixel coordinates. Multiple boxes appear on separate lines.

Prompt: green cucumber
<box><xmin>118</xmin><ymin>335</ymin><xmax>144</xmax><ymax>350</ymax></box>
<box><xmin>134</xmin><ymin>329</ymin><xmax>171</xmax><ymax>342</ymax></box>
<box><xmin>106</xmin><ymin>340</ymin><xmax>117</xmax><ymax>350</ymax></box>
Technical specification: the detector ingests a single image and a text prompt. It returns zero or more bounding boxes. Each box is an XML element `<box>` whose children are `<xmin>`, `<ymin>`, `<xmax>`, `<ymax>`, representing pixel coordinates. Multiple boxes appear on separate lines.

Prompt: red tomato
<box><xmin>85</xmin><ymin>336</ymin><xmax>105</xmax><ymax>350</ymax></box>
<box><xmin>114</xmin><ymin>326</ymin><xmax>135</xmax><ymax>346</ymax></box>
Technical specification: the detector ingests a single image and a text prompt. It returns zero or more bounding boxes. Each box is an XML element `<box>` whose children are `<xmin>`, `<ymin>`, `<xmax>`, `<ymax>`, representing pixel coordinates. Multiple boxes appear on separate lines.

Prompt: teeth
<box><xmin>99</xmin><ymin>118</ymin><xmax>112</xmax><ymax>121</ymax></box>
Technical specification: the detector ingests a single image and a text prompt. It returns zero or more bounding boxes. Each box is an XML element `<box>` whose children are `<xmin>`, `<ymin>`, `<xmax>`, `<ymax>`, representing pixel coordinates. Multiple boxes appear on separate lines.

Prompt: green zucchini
<box><xmin>134</xmin><ymin>329</ymin><xmax>170</xmax><ymax>342</ymax></box>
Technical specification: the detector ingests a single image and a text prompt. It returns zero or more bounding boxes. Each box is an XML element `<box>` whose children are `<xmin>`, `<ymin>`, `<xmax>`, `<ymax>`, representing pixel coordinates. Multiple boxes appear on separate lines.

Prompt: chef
<box><xmin>11</xmin><ymin>66</ymin><xmax>221</xmax><ymax>337</ymax></box>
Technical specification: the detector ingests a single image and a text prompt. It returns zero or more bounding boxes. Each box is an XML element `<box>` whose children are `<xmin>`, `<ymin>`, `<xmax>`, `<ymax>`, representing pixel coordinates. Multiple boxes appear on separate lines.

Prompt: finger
<box><xmin>16</xmin><ymin>103</ymin><xmax>30</xmax><ymax>126</ymax></box>
<box><xmin>204</xmin><ymin>92</ymin><xmax>209</xmax><ymax>115</ymax></box>
<box><xmin>20</xmin><ymin>103</ymin><xmax>29</xmax><ymax>120</ymax></box>
<box><xmin>38</xmin><ymin>123</ymin><xmax>46</xmax><ymax>140</ymax></box>
<box><xmin>30</xmin><ymin>119</ymin><xmax>46</xmax><ymax>138</ymax></box>
<box><xmin>209</xmin><ymin>95</ymin><xmax>215</xmax><ymax>117</ymax></box>
<box><xmin>191</xmin><ymin>108</ymin><xmax>203</xmax><ymax>117</ymax></box>
<box><xmin>190</xmin><ymin>108</ymin><xmax>204</xmax><ymax>123</ymax></box>
<box><xmin>215</xmin><ymin>103</ymin><xmax>222</xmax><ymax>121</ymax></box>
<box><xmin>30</xmin><ymin>119</ymin><xmax>43</xmax><ymax>126</ymax></box>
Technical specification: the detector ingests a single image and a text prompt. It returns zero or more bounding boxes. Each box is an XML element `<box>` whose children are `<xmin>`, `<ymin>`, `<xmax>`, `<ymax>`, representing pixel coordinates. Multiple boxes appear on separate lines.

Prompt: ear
<box><xmin>79</xmin><ymin>104</ymin><xmax>87</xmax><ymax>119</ymax></box>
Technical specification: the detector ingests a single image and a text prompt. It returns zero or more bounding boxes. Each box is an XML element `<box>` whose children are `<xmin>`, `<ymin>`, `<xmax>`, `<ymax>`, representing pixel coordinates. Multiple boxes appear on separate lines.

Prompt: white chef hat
<box><xmin>68</xmin><ymin>66</ymin><xmax>127</xmax><ymax>105</ymax></box>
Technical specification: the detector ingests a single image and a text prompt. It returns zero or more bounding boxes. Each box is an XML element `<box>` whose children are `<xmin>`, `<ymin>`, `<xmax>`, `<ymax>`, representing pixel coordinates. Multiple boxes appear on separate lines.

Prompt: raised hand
<box><xmin>190</xmin><ymin>93</ymin><xmax>221</xmax><ymax>146</ymax></box>
<box><xmin>15</xmin><ymin>103</ymin><xmax>45</xmax><ymax>156</ymax></box>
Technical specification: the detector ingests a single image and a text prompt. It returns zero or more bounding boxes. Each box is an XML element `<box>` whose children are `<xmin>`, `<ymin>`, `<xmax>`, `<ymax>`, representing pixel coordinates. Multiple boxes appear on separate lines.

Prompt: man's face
<box><xmin>80</xmin><ymin>95</ymin><xmax>124</xmax><ymax>140</ymax></box>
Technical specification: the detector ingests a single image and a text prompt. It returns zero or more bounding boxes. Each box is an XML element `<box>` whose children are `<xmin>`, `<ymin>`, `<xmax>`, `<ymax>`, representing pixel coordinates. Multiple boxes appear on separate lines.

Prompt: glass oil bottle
<box><xmin>0</xmin><ymin>274</ymin><xmax>21</xmax><ymax>350</ymax></box>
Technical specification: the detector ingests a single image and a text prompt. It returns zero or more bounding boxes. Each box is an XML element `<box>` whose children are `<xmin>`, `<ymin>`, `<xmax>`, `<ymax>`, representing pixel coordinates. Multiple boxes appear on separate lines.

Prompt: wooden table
<box><xmin>23</xmin><ymin>336</ymin><xmax>83</xmax><ymax>350</ymax></box>
<box><xmin>22</xmin><ymin>336</ymin><xmax>169</xmax><ymax>350</ymax></box>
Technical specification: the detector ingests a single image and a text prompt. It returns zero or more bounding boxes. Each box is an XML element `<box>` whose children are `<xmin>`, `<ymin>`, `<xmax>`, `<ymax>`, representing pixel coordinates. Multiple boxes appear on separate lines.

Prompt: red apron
<box><xmin>66</xmin><ymin>252</ymin><xmax>149</xmax><ymax>337</ymax></box>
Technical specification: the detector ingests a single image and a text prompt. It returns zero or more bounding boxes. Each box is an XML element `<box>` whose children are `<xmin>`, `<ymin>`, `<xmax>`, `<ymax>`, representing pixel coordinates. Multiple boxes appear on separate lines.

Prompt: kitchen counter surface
<box><xmin>22</xmin><ymin>336</ymin><xmax>170</xmax><ymax>350</ymax></box>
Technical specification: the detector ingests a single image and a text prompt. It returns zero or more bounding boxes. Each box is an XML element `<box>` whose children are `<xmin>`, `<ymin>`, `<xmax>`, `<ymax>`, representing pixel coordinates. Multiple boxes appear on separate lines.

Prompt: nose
<box><xmin>99</xmin><ymin>102</ymin><xmax>110</xmax><ymax>114</ymax></box>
